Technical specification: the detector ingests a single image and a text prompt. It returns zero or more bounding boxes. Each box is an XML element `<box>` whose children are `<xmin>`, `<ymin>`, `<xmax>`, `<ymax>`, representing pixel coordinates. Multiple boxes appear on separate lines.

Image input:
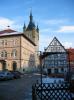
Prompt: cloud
<box><xmin>0</xmin><ymin>17</ymin><xmax>14</xmax><ymax>29</ymax></box>
<box><xmin>39</xmin><ymin>35</ymin><xmax>53</xmax><ymax>51</ymax></box>
<box><xmin>56</xmin><ymin>26</ymin><xmax>74</xmax><ymax>33</ymax></box>
<box><xmin>63</xmin><ymin>42</ymin><xmax>73</xmax><ymax>48</ymax></box>
<box><xmin>42</xmin><ymin>19</ymin><xmax>67</xmax><ymax>25</ymax></box>
<box><xmin>40</xmin><ymin>28</ymin><xmax>51</xmax><ymax>33</ymax></box>
<box><xmin>39</xmin><ymin>19</ymin><xmax>72</xmax><ymax>34</ymax></box>
<box><xmin>0</xmin><ymin>17</ymin><xmax>73</xmax><ymax>50</ymax></box>
<box><xmin>0</xmin><ymin>17</ymin><xmax>23</xmax><ymax>31</ymax></box>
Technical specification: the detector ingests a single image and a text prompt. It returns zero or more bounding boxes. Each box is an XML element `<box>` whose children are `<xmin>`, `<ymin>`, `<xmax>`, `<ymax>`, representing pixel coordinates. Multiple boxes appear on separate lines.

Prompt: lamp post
<box><xmin>38</xmin><ymin>51</ymin><xmax>42</xmax><ymax>100</ymax></box>
<box><xmin>39</xmin><ymin>51</ymin><xmax>42</xmax><ymax>86</ymax></box>
<box><xmin>37</xmin><ymin>51</ymin><xmax>42</xmax><ymax>84</ymax></box>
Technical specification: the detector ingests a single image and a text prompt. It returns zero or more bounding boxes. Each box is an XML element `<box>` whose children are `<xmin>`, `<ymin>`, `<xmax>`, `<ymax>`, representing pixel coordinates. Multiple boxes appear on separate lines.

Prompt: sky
<box><xmin>0</xmin><ymin>0</ymin><xmax>74</xmax><ymax>51</ymax></box>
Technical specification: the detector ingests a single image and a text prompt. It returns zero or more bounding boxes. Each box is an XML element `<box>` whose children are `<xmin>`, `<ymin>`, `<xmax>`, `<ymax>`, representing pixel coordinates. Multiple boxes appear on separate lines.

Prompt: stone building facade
<box><xmin>0</xmin><ymin>12</ymin><xmax>39</xmax><ymax>72</ymax></box>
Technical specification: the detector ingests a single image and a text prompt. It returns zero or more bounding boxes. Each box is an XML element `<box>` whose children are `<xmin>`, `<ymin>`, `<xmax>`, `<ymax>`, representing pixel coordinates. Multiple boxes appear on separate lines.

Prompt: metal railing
<box><xmin>32</xmin><ymin>82</ymin><xmax>73</xmax><ymax>100</ymax></box>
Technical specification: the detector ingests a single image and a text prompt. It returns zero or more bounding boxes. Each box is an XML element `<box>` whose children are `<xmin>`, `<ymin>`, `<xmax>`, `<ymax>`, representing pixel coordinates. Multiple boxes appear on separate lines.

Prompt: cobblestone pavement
<box><xmin>0</xmin><ymin>73</ymin><xmax>41</xmax><ymax>100</ymax></box>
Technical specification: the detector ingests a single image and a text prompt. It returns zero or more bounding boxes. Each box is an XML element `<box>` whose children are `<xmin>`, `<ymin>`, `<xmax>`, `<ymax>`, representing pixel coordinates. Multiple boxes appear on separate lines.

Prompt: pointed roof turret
<box><xmin>36</xmin><ymin>25</ymin><xmax>39</xmax><ymax>33</ymax></box>
<box><xmin>30</xmin><ymin>10</ymin><xmax>33</xmax><ymax>22</ymax></box>
<box><xmin>23</xmin><ymin>23</ymin><xmax>26</xmax><ymax>32</ymax></box>
<box><xmin>26</xmin><ymin>11</ymin><xmax>36</xmax><ymax>31</ymax></box>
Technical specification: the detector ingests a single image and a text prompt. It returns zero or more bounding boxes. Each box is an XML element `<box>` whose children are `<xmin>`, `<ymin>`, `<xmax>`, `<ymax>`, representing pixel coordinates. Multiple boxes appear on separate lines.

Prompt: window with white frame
<box><xmin>1</xmin><ymin>50</ymin><xmax>7</xmax><ymax>57</ymax></box>
<box><xmin>11</xmin><ymin>49</ymin><xmax>17</xmax><ymax>58</ymax></box>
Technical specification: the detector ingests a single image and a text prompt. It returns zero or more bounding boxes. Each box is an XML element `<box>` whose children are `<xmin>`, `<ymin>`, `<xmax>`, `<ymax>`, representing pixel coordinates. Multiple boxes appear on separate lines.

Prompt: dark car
<box><xmin>10</xmin><ymin>71</ymin><xmax>23</xmax><ymax>79</ymax></box>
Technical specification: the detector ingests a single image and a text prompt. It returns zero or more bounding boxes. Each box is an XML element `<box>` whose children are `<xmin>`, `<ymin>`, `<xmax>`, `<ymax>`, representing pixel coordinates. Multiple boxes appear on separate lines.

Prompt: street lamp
<box><xmin>39</xmin><ymin>51</ymin><xmax>42</xmax><ymax>85</ymax></box>
<box><xmin>37</xmin><ymin>51</ymin><xmax>42</xmax><ymax>100</ymax></box>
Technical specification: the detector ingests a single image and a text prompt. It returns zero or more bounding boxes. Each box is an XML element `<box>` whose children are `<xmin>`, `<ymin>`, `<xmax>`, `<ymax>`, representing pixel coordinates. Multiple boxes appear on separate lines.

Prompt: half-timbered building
<box><xmin>42</xmin><ymin>37</ymin><xmax>68</xmax><ymax>76</ymax></box>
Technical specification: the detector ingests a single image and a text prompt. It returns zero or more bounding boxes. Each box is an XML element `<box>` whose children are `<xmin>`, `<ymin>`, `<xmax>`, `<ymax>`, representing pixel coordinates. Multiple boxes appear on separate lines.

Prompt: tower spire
<box><xmin>26</xmin><ymin>10</ymin><xmax>35</xmax><ymax>30</ymax></box>
<box><xmin>30</xmin><ymin>10</ymin><xmax>33</xmax><ymax>22</ymax></box>
<box><xmin>23</xmin><ymin>23</ymin><xmax>26</xmax><ymax>32</ymax></box>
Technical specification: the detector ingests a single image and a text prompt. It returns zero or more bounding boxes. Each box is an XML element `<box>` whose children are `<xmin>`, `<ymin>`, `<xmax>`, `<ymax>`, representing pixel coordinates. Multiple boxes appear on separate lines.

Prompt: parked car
<box><xmin>10</xmin><ymin>71</ymin><xmax>24</xmax><ymax>79</ymax></box>
<box><xmin>0</xmin><ymin>72</ymin><xmax>6</xmax><ymax>80</ymax></box>
<box><xmin>0</xmin><ymin>71</ymin><xmax>14</xmax><ymax>81</ymax></box>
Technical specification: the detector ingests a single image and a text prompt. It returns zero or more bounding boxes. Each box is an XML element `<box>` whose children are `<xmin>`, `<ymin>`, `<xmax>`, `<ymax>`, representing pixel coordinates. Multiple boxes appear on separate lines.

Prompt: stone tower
<box><xmin>23</xmin><ymin>11</ymin><xmax>39</xmax><ymax>67</ymax></box>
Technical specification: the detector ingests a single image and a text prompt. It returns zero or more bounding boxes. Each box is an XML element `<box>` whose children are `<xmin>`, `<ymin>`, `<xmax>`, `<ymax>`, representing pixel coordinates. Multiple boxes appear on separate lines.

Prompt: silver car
<box><xmin>0</xmin><ymin>71</ymin><xmax>14</xmax><ymax>80</ymax></box>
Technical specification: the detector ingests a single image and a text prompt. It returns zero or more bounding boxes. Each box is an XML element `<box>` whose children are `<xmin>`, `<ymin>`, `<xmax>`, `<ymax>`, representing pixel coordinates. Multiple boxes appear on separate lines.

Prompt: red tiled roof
<box><xmin>0</xmin><ymin>29</ymin><xmax>16</xmax><ymax>34</ymax></box>
<box><xmin>67</xmin><ymin>48</ymin><xmax>74</xmax><ymax>61</ymax></box>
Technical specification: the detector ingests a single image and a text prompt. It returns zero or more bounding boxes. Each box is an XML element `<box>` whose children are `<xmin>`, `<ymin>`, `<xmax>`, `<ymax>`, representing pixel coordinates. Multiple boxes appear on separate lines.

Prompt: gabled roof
<box><xmin>45</xmin><ymin>37</ymin><xmax>66</xmax><ymax>53</ymax></box>
<box><xmin>0</xmin><ymin>29</ymin><xmax>16</xmax><ymax>34</ymax></box>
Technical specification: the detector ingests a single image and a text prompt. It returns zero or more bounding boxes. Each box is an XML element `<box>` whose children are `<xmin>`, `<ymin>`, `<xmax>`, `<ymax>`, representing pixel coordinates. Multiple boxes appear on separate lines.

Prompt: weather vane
<box><xmin>30</xmin><ymin>7</ymin><xmax>32</xmax><ymax>13</ymax></box>
<box><xmin>7</xmin><ymin>25</ymin><xmax>10</xmax><ymax>28</ymax></box>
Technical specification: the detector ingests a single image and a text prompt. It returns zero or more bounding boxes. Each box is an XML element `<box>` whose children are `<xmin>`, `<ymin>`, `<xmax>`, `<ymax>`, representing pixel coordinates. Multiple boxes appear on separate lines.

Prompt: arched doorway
<box><xmin>12</xmin><ymin>61</ymin><xmax>17</xmax><ymax>71</ymax></box>
<box><xmin>2</xmin><ymin>61</ymin><xmax>6</xmax><ymax>70</ymax></box>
